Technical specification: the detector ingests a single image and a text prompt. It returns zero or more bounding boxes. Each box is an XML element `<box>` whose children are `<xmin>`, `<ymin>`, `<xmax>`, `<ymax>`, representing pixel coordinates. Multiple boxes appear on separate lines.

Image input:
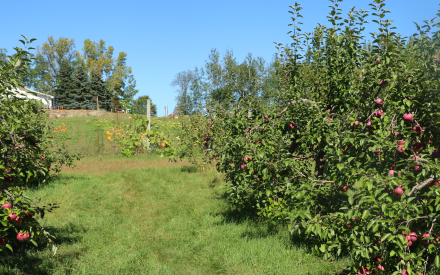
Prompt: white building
<box><xmin>6</xmin><ymin>87</ymin><xmax>54</xmax><ymax>108</ymax></box>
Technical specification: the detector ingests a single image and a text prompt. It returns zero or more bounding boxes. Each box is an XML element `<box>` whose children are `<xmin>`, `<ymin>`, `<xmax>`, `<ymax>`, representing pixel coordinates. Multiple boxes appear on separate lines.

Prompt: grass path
<box><xmin>2</xmin><ymin>155</ymin><xmax>349</xmax><ymax>274</ymax></box>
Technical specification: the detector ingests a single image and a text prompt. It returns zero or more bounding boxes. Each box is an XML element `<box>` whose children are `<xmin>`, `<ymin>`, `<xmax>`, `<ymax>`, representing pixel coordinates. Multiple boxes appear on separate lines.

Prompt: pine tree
<box><xmin>55</xmin><ymin>60</ymin><xmax>75</xmax><ymax>109</ymax></box>
<box><xmin>89</xmin><ymin>69</ymin><xmax>111</xmax><ymax>111</ymax></box>
<box><xmin>71</xmin><ymin>65</ymin><xmax>91</xmax><ymax>109</ymax></box>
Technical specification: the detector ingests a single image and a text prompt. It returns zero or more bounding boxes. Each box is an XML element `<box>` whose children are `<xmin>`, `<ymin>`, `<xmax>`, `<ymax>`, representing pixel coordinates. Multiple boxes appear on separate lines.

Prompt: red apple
<box><xmin>2</xmin><ymin>203</ymin><xmax>12</xmax><ymax>210</ymax></box>
<box><xmin>244</xmin><ymin>157</ymin><xmax>249</xmax><ymax>162</ymax></box>
<box><xmin>422</xmin><ymin>233</ymin><xmax>430</xmax><ymax>244</ymax></box>
<box><xmin>0</xmin><ymin>238</ymin><xmax>5</xmax><ymax>246</ymax></box>
<box><xmin>409</xmin><ymin>232</ymin><xmax>417</xmax><ymax>242</ymax></box>
<box><xmin>403</xmin><ymin>113</ymin><xmax>413</xmax><ymax>123</ymax></box>
<box><xmin>378</xmin><ymin>265</ymin><xmax>384</xmax><ymax>271</ymax></box>
<box><xmin>7</xmin><ymin>213</ymin><xmax>16</xmax><ymax>221</ymax></box>
<box><xmin>375</xmin><ymin>149</ymin><xmax>380</xmax><ymax>153</ymax></box>
<box><xmin>15</xmin><ymin>216</ymin><xmax>22</xmax><ymax>225</ymax></box>
<box><xmin>414</xmin><ymin>165</ymin><xmax>421</xmax><ymax>172</ymax></box>
<box><xmin>394</xmin><ymin>187</ymin><xmax>404</xmax><ymax>197</ymax></box>
<box><xmin>406</xmin><ymin>240</ymin><xmax>413</xmax><ymax>246</ymax></box>
<box><xmin>16</xmin><ymin>232</ymin><xmax>25</xmax><ymax>241</ymax></box>
<box><xmin>375</xmin><ymin>57</ymin><xmax>380</xmax><ymax>62</ymax></box>
<box><xmin>4</xmin><ymin>177</ymin><xmax>13</xmax><ymax>184</ymax></box>
<box><xmin>376</xmin><ymin>110</ymin><xmax>384</xmax><ymax>117</ymax></box>
<box><xmin>413</xmin><ymin>125</ymin><xmax>422</xmax><ymax>134</ymax></box>
<box><xmin>388</xmin><ymin>170</ymin><xmax>394</xmax><ymax>176</ymax></box>
<box><xmin>341</xmin><ymin>186</ymin><xmax>348</xmax><ymax>192</ymax></box>
<box><xmin>264</xmin><ymin>115</ymin><xmax>269</xmax><ymax>119</ymax></box>
<box><xmin>374</xmin><ymin>255</ymin><xmax>383</xmax><ymax>262</ymax></box>
<box><xmin>376</xmin><ymin>98</ymin><xmax>383</xmax><ymax>105</ymax></box>
<box><xmin>289</xmin><ymin>123</ymin><xmax>295</xmax><ymax>129</ymax></box>
<box><xmin>413</xmin><ymin>143</ymin><xmax>425</xmax><ymax>152</ymax></box>
<box><xmin>351</xmin><ymin>121</ymin><xmax>359</xmax><ymax>128</ymax></box>
<box><xmin>210</xmin><ymin>155</ymin><xmax>214</xmax><ymax>159</ymax></box>
<box><xmin>366</xmin><ymin>121</ymin><xmax>372</xmax><ymax>128</ymax></box>
<box><xmin>194</xmin><ymin>128</ymin><xmax>197</xmax><ymax>130</ymax></box>
<box><xmin>241</xmin><ymin>164</ymin><xmax>246</xmax><ymax>169</ymax></box>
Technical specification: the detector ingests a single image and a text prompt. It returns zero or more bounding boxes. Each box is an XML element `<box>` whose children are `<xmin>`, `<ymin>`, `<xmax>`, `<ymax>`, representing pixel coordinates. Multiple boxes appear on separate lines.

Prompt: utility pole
<box><xmin>147</xmin><ymin>99</ymin><xmax>151</xmax><ymax>150</ymax></box>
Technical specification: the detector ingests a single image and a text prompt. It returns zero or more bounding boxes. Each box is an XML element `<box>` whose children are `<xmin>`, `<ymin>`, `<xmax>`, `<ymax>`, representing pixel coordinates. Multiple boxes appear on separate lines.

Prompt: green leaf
<box><xmin>436</xmin><ymin>255</ymin><xmax>440</xmax><ymax>267</ymax></box>
<box><xmin>337</xmin><ymin>163</ymin><xmax>344</xmax><ymax>171</ymax></box>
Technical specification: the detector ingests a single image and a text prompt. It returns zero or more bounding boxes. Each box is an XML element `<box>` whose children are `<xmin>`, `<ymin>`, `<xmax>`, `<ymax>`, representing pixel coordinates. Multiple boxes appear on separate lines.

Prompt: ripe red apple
<box><xmin>375</xmin><ymin>149</ymin><xmax>380</xmax><ymax>153</ymax></box>
<box><xmin>2</xmin><ymin>203</ymin><xmax>12</xmax><ymax>210</ymax></box>
<box><xmin>4</xmin><ymin>177</ymin><xmax>13</xmax><ymax>184</ymax></box>
<box><xmin>406</xmin><ymin>240</ymin><xmax>413</xmax><ymax>246</ymax></box>
<box><xmin>403</xmin><ymin>113</ymin><xmax>413</xmax><ymax>123</ymax></box>
<box><xmin>413</xmin><ymin>125</ymin><xmax>422</xmax><ymax>134</ymax></box>
<box><xmin>0</xmin><ymin>238</ymin><xmax>5</xmax><ymax>246</ymax></box>
<box><xmin>351</xmin><ymin>121</ymin><xmax>359</xmax><ymax>128</ymax></box>
<box><xmin>374</xmin><ymin>255</ymin><xmax>383</xmax><ymax>262</ymax></box>
<box><xmin>375</xmin><ymin>57</ymin><xmax>380</xmax><ymax>62</ymax></box>
<box><xmin>289</xmin><ymin>123</ymin><xmax>295</xmax><ymax>129</ymax></box>
<box><xmin>377</xmin><ymin>265</ymin><xmax>384</xmax><ymax>271</ymax></box>
<box><xmin>341</xmin><ymin>186</ymin><xmax>348</xmax><ymax>192</ymax></box>
<box><xmin>412</xmin><ymin>155</ymin><xmax>420</xmax><ymax>162</ymax></box>
<box><xmin>244</xmin><ymin>156</ymin><xmax>249</xmax><ymax>162</ymax></box>
<box><xmin>402</xmin><ymin>270</ymin><xmax>408</xmax><ymax>275</ymax></box>
<box><xmin>241</xmin><ymin>164</ymin><xmax>246</xmax><ymax>169</ymax></box>
<box><xmin>375</xmin><ymin>110</ymin><xmax>384</xmax><ymax>117</ymax></box>
<box><xmin>210</xmin><ymin>155</ymin><xmax>214</xmax><ymax>159</ymax></box>
<box><xmin>366</xmin><ymin>121</ymin><xmax>372</xmax><ymax>128</ymax></box>
<box><xmin>421</xmin><ymin>233</ymin><xmax>430</xmax><ymax>244</ymax></box>
<box><xmin>409</xmin><ymin>232</ymin><xmax>417</xmax><ymax>242</ymax></box>
<box><xmin>17</xmin><ymin>232</ymin><xmax>25</xmax><ymax>241</ymax></box>
<box><xmin>388</xmin><ymin>170</ymin><xmax>394</xmax><ymax>176</ymax></box>
<box><xmin>194</xmin><ymin>127</ymin><xmax>197</xmax><ymax>130</ymax></box>
<box><xmin>7</xmin><ymin>213</ymin><xmax>16</xmax><ymax>221</ymax></box>
<box><xmin>376</xmin><ymin>98</ymin><xmax>383</xmax><ymax>105</ymax></box>
<box><xmin>264</xmin><ymin>115</ymin><xmax>269</xmax><ymax>119</ymax></box>
<box><xmin>377</xmin><ymin>237</ymin><xmax>381</xmax><ymax>244</ymax></box>
<box><xmin>15</xmin><ymin>216</ymin><xmax>22</xmax><ymax>225</ymax></box>
<box><xmin>413</xmin><ymin>143</ymin><xmax>425</xmax><ymax>152</ymax></box>
<box><xmin>394</xmin><ymin>187</ymin><xmax>404</xmax><ymax>197</ymax></box>
<box><xmin>245</xmin><ymin>129</ymin><xmax>248</xmax><ymax>133</ymax></box>
<box><xmin>379</xmin><ymin>80</ymin><xmax>385</xmax><ymax>86</ymax></box>
<box><xmin>195</xmin><ymin>121</ymin><xmax>198</xmax><ymax>123</ymax></box>
<box><xmin>414</xmin><ymin>165</ymin><xmax>421</xmax><ymax>172</ymax></box>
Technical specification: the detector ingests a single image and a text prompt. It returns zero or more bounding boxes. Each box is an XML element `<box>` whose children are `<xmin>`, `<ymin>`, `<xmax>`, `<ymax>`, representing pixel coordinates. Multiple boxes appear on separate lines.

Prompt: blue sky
<box><xmin>2</xmin><ymin>0</ymin><xmax>438</xmax><ymax>116</ymax></box>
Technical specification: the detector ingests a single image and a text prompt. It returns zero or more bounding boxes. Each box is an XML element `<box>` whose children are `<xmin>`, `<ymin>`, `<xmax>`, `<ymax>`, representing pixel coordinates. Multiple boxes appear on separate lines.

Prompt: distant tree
<box><xmin>71</xmin><ymin>65</ymin><xmax>90</xmax><ymax>109</ymax></box>
<box><xmin>133</xmin><ymin>95</ymin><xmax>157</xmax><ymax>116</ymax></box>
<box><xmin>35</xmin><ymin>36</ymin><xmax>77</xmax><ymax>94</ymax></box>
<box><xmin>171</xmin><ymin>70</ymin><xmax>195</xmax><ymax>115</ymax></box>
<box><xmin>55</xmin><ymin>60</ymin><xmax>75</xmax><ymax>108</ymax></box>
<box><xmin>89</xmin><ymin>69</ymin><xmax>111</xmax><ymax>111</ymax></box>
<box><xmin>0</xmin><ymin>48</ymin><xmax>6</xmax><ymax>62</ymax></box>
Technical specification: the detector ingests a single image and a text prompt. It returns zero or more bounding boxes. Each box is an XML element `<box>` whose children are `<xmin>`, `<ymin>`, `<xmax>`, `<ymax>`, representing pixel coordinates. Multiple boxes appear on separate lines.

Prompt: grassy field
<box><xmin>1</xmin><ymin>155</ymin><xmax>349</xmax><ymax>275</ymax></box>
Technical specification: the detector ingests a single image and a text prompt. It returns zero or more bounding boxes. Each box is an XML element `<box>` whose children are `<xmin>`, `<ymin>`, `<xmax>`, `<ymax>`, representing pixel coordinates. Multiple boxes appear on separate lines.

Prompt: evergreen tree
<box><xmin>71</xmin><ymin>65</ymin><xmax>90</xmax><ymax>109</ymax></box>
<box><xmin>55</xmin><ymin>60</ymin><xmax>75</xmax><ymax>108</ymax></box>
<box><xmin>89</xmin><ymin>69</ymin><xmax>111</xmax><ymax>111</ymax></box>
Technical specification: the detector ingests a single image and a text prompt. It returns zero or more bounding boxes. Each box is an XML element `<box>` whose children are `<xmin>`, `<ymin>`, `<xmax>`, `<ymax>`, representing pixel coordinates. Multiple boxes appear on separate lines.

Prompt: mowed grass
<box><xmin>1</xmin><ymin>155</ymin><xmax>349</xmax><ymax>275</ymax></box>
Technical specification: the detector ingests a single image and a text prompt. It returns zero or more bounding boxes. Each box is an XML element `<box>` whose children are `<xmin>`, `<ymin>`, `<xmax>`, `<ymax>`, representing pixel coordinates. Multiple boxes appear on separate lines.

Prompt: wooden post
<box><xmin>147</xmin><ymin>99</ymin><xmax>151</xmax><ymax>150</ymax></box>
<box><xmin>96</xmin><ymin>96</ymin><xmax>99</xmax><ymax>111</ymax></box>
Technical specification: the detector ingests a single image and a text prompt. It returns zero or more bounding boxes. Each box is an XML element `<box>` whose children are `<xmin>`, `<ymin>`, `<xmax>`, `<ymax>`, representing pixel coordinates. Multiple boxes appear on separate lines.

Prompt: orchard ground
<box><xmin>0</xmin><ymin>154</ymin><xmax>350</xmax><ymax>274</ymax></box>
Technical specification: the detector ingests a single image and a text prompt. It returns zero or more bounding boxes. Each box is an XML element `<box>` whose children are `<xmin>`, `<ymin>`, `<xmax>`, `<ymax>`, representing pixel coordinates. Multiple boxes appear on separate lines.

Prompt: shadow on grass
<box><xmin>181</xmin><ymin>166</ymin><xmax>198</xmax><ymax>173</ymax></box>
<box><xmin>0</xmin><ymin>222</ymin><xmax>86</xmax><ymax>275</ymax></box>
<box><xmin>27</xmin><ymin>173</ymin><xmax>91</xmax><ymax>191</ymax></box>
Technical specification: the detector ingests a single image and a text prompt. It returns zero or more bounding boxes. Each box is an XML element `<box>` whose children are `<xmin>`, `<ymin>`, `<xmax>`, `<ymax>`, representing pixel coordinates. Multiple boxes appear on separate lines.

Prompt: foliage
<box><xmin>177</xmin><ymin>1</ymin><xmax>440</xmax><ymax>274</ymax></box>
<box><xmin>133</xmin><ymin>95</ymin><xmax>157</xmax><ymax>116</ymax></box>
<box><xmin>0</xmin><ymin>37</ymin><xmax>81</xmax><ymax>255</ymax></box>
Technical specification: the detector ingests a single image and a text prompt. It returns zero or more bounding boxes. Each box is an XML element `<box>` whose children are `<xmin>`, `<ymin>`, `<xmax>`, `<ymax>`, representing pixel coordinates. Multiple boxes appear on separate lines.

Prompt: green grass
<box><xmin>1</xmin><ymin>155</ymin><xmax>349</xmax><ymax>274</ymax></box>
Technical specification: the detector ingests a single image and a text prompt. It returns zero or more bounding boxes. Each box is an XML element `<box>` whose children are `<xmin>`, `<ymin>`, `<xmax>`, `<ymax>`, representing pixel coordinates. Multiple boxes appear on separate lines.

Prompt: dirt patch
<box><xmin>61</xmin><ymin>158</ymin><xmax>192</xmax><ymax>175</ymax></box>
<box><xmin>44</xmin><ymin>109</ymin><xmax>118</xmax><ymax>119</ymax></box>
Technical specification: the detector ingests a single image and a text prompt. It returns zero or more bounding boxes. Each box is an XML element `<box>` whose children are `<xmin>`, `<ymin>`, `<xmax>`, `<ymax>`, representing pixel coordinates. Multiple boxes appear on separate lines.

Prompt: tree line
<box><xmin>1</xmin><ymin>36</ymin><xmax>157</xmax><ymax>115</ymax></box>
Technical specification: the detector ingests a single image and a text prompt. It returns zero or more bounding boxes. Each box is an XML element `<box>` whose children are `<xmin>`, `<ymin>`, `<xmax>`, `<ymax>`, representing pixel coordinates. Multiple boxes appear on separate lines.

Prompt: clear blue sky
<box><xmin>2</xmin><ymin>0</ymin><xmax>438</xmax><ymax>116</ymax></box>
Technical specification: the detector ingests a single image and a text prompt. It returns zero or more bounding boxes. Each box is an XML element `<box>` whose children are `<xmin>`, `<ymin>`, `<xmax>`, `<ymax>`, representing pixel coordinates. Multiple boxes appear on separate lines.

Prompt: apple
<box><xmin>394</xmin><ymin>187</ymin><xmax>404</xmax><ymax>197</ymax></box>
<box><xmin>244</xmin><ymin>157</ymin><xmax>249</xmax><ymax>162</ymax></box>
<box><xmin>351</xmin><ymin>121</ymin><xmax>359</xmax><ymax>128</ymax></box>
<box><xmin>375</xmin><ymin>149</ymin><xmax>380</xmax><ymax>153</ymax></box>
<box><xmin>377</xmin><ymin>265</ymin><xmax>384</xmax><ymax>271</ymax></box>
<box><xmin>428</xmin><ymin>180</ymin><xmax>440</xmax><ymax>188</ymax></box>
<box><xmin>0</xmin><ymin>238</ymin><xmax>4</xmax><ymax>246</ymax></box>
<box><xmin>414</xmin><ymin>165</ymin><xmax>421</xmax><ymax>172</ymax></box>
<box><xmin>4</xmin><ymin>177</ymin><xmax>13</xmax><ymax>184</ymax></box>
<box><xmin>388</xmin><ymin>170</ymin><xmax>394</xmax><ymax>176</ymax></box>
<box><xmin>413</xmin><ymin>125</ymin><xmax>422</xmax><ymax>134</ymax></box>
<box><xmin>241</xmin><ymin>164</ymin><xmax>246</xmax><ymax>169</ymax></box>
<box><xmin>375</xmin><ymin>110</ymin><xmax>384</xmax><ymax>117</ymax></box>
<box><xmin>377</xmin><ymin>237</ymin><xmax>381</xmax><ymax>244</ymax></box>
<box><xmin>406</xmin><ymin>240</ymin><xmax>413</xmax><ymax>246</ymax></box>
<box><xmin>15</xmin><ymin>216</ymin><xmax>22</xmax><ymax>225</ymax></box>
<box><xmin>403</xmin><ymin>113</ymin><xmax>413</xmax><ymax>123</ymax></box>
<box><xmin>409</xmin><ymin>232</ymin><xmax>417</xmax><ymax>242</ymax></box>
<box><xmin>7</xmin><ymin>213</ymin><xmax>16</xmax><ymax>221</ymax></box>
<box><xmin>376</xmin><ymin>98</ymin><xmax>383</xmax><ymax>105</ymax></box>
<box><xmin>402</xmin><ymin>270</ymin><xmax>408</xmax><ymax>275</ymax></box>
<box><xmin>194</xmin><ymin>127</ymin><xmax>197</xmax><ymax>130</ymax></box>
<box><xmin>375</xmin><ymin>57</ymin><xmax>380</xmax><ymax>62</ymax></box>
<box><xmin>379</xmin><ymin>80</ymin><xmax>385</xmax><ymax>86</ymax></box>
<box><xmin>195</xmin><ymin>121</ymin><xmax>198</xmax><ymax>123</ymax></box>
<box><xmin>413</xmin><ymin>143</ymin><xmax>425</xmax><ymax>152</ymax></box>
<box><xmin>245</xmin><ymin>129</ymin><xmax>248</xmax><ymax>133</ymax></box>
<box><xmin>2</xmin><ymin>203</ymin><xmax>12</xmax><ymax>210</ymax></box>
<box><xmin>341</xmin><ymin>186</ymin><xmax>348</xmax><ymax>192</ymax></box>
<box><xmin>366</xmin><ymin>121</ymin><xmax>372</xmax><ymax>128</ymax></box>
<box><xmin>16</xmin><ymin>232</ymin><xmax>29</xmax><ymax>241</ymax></box>
<box><xmin>210</xmin><ymin>155</ymin><xmax>214</xmax><ymax>159</ymax></box>
<box><xmin>412</xmin><ymin>155</ymin><xmax>420</xmax><ymax>162</ymax></box>
<box><xmin>374</xmin><ymin>255</ymin><xmax>383</xmax><ymax>262</ymax></box>
<box><xmin>432</xmin><ymin>149</ymin><xmax>439</xmax><ymax>158</ymax></box>
<box><xmin>421</xmin><ymin>233</ymin><xmax>430</xmax><ymax>244</ymax></box>
<box><xmin>289</xmin><ymin>123</ymin><xmax>295</xmax><ymax>129</ymax></box>
<box><xmin>264</xmin><ymin>115</ymin><xmax>269</xmax><ymax>119</ymax></box>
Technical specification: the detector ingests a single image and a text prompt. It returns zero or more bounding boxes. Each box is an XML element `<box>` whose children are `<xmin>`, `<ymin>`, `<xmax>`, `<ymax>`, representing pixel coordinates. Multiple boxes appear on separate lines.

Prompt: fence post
<box><xmin>147</xmin><ymin>99</ymin><xmax>151</xmax><ymax>150</ymax></box>
<box><xmin>96</xmin><ymin>96</ymin><xmax>99</xmax><ymax>111</ymax></box>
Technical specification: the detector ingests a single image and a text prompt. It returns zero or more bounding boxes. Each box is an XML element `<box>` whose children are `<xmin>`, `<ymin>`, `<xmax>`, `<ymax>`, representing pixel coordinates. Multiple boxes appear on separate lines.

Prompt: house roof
<box><xmin>17</xmin><ymin>87</ymin><xmax>54</xmax><ymax>99</ymax></box>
